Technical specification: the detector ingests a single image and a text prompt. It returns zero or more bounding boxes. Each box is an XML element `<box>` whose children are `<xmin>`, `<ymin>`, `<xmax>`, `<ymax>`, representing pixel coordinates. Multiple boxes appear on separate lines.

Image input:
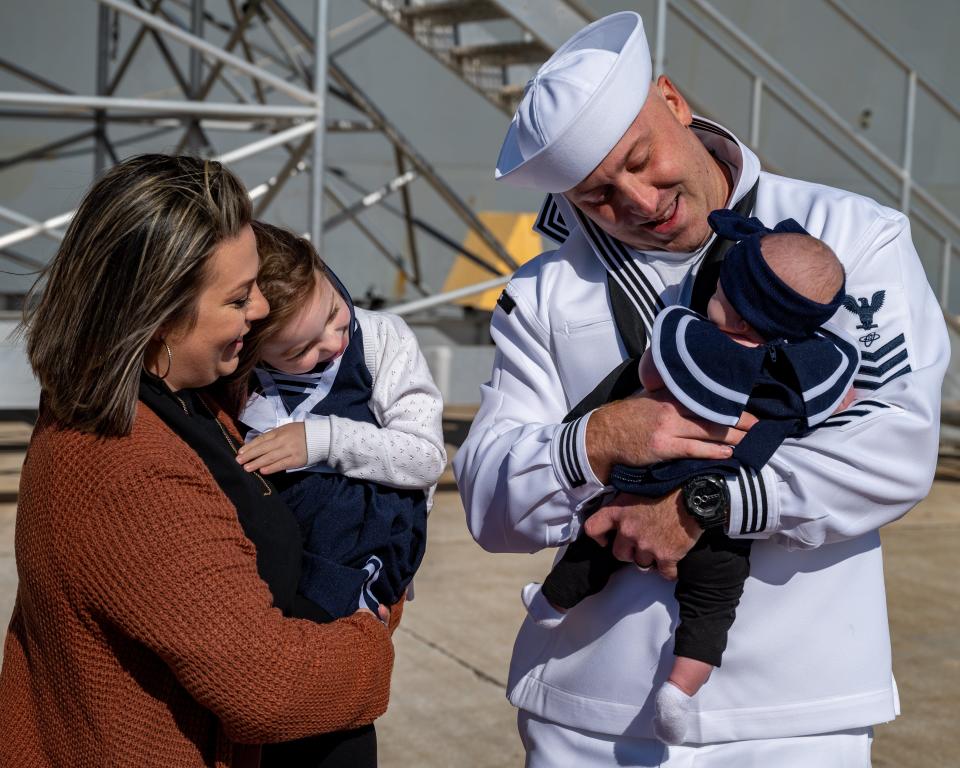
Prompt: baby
<box><xmin>523</xmin><ymin>210</ymin><xmax>860</xmax><ymax>744</ymax></box>
<box><xmin>232</xmin><ymin>221</ymin><xmax>446</xmax><ymax>621</ymax></box>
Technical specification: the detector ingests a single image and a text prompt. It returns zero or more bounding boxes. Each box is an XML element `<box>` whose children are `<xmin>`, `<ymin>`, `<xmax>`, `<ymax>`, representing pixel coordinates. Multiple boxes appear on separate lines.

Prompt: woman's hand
<box><xmin>237</xmin><ymin>423</ymin><xmax>308</xmax><ymax>474</ymax></box>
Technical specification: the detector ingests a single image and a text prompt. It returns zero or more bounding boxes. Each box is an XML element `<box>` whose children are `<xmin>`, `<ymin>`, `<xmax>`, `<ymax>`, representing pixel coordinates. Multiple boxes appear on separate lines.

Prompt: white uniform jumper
<box><xmin>453</xmin><ymin>116</ymin><xmax>949</xmax><ymax>743</ymax></box>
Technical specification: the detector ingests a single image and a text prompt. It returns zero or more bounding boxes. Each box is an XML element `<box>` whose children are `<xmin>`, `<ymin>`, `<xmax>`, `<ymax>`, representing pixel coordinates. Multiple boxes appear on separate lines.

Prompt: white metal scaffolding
<box><xmin>0</xmin><ymin>0</ymin><xmax>521</xmax><ymax>317</ymax></box>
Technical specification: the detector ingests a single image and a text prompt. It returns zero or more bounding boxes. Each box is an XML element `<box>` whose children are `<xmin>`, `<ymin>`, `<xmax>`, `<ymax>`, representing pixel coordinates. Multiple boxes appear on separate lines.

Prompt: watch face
<box><xmin>685</xmin><ymin>475</ymin><xmax>728</xmax><ymax>529</ymax></box>
<box><xmin>690</xmin><ymin>482</ymin><xmax>724</xmax><ymax>514</ymax></box>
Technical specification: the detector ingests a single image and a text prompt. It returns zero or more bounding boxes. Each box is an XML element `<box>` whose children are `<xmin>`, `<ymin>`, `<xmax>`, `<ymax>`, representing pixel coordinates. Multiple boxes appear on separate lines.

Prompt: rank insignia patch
<box><xmin>843</xmin><ymin>290</ymin><xmax>886</xmax><ymax>330</ymax></box>
<box><xmin>496</xmin><ymin>289</ymin><xmax>516</xmax><ymax>315</ymax></box>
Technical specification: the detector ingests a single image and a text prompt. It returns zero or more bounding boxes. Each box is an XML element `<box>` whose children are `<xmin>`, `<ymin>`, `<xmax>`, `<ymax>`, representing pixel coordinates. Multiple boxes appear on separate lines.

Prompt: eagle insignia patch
<box><xmin>843</xmin><ymin>290</ymin><xmax>885</xmax><ymax>331</ymax></box>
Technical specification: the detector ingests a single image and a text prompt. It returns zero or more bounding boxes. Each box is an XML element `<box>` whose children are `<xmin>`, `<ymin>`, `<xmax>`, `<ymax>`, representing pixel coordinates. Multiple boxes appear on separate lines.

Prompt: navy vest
<box><xmin>266</xmin><ymin>268</ymin><xmax>427</xmax><ymax>621</ymax></box>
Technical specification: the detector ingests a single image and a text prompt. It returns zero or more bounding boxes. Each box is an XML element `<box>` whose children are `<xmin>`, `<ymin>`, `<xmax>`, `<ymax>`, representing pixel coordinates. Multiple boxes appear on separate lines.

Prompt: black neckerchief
<box><xmin>139</xmin><ymin>373</ymin><xmax>331</xmax><ymax>622</ymax></box>
<box><xmin>688</xmin><ymin>180</ymin><xmax>759</xmax><ymax>313</ymax></box>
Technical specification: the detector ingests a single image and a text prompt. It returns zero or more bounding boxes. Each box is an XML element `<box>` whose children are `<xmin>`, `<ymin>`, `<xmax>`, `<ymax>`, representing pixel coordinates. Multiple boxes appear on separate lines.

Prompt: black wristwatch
<box><xmin>681</xmin><ymin>474</ymin><xmax>730</xmax><ymax>530</ymax></box>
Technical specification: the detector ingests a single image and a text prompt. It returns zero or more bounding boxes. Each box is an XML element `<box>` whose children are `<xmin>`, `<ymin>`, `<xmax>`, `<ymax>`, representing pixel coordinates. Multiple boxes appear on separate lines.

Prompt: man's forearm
<box><xmin>584</xmin><ymin>392</ymin><xmax>742</xmax><ymax>484</ymax></box>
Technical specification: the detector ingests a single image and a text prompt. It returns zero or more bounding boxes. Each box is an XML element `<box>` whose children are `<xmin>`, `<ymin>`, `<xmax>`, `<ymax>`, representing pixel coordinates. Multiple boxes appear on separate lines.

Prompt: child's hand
<box><xmin>356</xmin><ymin>604</ymin><xmax>390</xmax><ymax>626</ymax></box>
<box><xmin>835</xmin><ymin>386</ymin><xmax>856</xmax><ymax>413</ymax></box>
<box><xmin>237</xmin><ymin>423</ymin><xmax>308</xmax><ymax>474</ymax></box>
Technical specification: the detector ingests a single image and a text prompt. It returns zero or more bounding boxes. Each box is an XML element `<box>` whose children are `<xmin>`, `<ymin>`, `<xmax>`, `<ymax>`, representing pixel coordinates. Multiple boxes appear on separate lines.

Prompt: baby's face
<box><xmin>706</xmin><ymin>283</ymin><xmax>744</xmax><ymax>334</ymax></box>
<box><xmin>260</xmin><ymin>272</ymin><xmax>351</xmax><ymax>374</ymax></box>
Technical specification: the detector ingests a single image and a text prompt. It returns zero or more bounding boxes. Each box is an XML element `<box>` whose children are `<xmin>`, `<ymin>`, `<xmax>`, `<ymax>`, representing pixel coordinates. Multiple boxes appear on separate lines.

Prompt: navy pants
<box><xmin>275</xmin><ymin>470</ymin><xmax>428</xmax><ymax>621</ymax></box>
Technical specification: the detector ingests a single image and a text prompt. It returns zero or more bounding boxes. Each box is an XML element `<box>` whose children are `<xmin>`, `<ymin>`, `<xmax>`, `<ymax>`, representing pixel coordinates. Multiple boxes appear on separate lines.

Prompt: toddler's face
<box><xmin>260</xmin><ymin>272</ymin><xmax>351</xmax><ymax>374</ymax></box>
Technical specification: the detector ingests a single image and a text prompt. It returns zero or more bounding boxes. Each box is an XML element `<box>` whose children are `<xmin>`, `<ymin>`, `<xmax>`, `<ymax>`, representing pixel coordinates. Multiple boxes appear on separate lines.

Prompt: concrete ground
<box><xmin>375</xmin><ymin>484</ymin><xmax>960</xmax><ymax>768</ymax></box>
<box><xmin>0</xmin><ymin>421</ymin><xmax>957</xmax><ymax>766</ymax></box>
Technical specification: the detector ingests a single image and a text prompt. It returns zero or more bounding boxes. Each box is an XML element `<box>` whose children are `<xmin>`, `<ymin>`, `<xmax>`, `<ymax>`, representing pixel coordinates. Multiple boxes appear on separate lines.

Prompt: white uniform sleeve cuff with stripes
<box><xmin>551</xmin><ymin>411</ymin><xmax>609</xmax><ymax>517</ymax></box>
<box><xmin>726</xmin><ymin>464</ymin><xmax>780</xmax><ymax>538</ymax></box>
<box><xmin>303</xmin><ymin>417</ymin><xmax>332</xmax><ymax>467</ymax></box>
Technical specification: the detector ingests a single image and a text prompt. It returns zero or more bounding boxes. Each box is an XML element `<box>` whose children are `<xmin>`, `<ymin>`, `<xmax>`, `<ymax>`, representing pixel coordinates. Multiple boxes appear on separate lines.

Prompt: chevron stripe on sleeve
<box><xmin>815</xmin><ymin>399</ymin><xmax>893</xmax><ymax>429</ymax></box>
<box><xmin>853</xmin><ymin>333</ymin><xmax>910</xmax><ymax>390</ymax></box>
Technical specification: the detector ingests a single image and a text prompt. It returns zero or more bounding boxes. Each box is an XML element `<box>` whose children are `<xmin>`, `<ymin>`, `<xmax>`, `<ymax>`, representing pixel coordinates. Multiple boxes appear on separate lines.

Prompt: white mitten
<box><xmin>520</xmin><ymin>582</ymin><xmax>566</xmax><ymax>629</ymax></box>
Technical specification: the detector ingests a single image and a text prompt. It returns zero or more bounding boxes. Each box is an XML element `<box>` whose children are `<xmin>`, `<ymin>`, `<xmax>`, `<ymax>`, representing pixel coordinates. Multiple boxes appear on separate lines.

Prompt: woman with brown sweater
<box><xmin>0</xmin><ymin>154</ymin><xmax>399</xmax><ymax>767</ymax></box>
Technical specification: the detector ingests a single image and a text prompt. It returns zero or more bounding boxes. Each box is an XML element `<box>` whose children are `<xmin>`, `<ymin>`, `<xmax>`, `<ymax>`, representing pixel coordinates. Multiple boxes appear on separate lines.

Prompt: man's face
<box><xmin>564</xmin><ymin>76</ymin><xmax>731</xmax><ymax>254</ymax></box>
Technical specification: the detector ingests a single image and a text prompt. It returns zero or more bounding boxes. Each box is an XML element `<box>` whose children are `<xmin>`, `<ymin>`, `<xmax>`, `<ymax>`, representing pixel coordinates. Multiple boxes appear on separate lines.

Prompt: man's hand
<box><xmin>237</xmin><ymin>422</ymin><xmax>308</xmax><ymax>474</ymax></box>
<box><xmin>584</xmin><ymin>489</ymin><xmax>701</xmax><ymax>581</ymax></box>
<box><xmin>586</xmin><ymin>389</ymin><xmax>756</xmax><ymax>483</ymax></box>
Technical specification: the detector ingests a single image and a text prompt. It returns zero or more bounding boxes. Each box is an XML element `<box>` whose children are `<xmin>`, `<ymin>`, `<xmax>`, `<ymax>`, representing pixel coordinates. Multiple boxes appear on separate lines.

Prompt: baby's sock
<box><xmin>521</xmin><ymin>582</ymin><xmax>567</xmax><ymax>628</ymax></box>
<box><xmin>653</xmin><ymin>681</ymin><xmax>693</xmax><ymax>745</ymax></box>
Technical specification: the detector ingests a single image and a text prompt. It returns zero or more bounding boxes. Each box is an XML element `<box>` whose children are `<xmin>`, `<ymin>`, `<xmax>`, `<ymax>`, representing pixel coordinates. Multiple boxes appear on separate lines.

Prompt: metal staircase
<box><xmin>363</xmin><ymin>0</ymin><xmax>589</xmax><ymax>115</ymax></box>
<box><xmin>663</xmin><ymin>0</ymin><xmax>960</xmax><ymax>317</ymax></box>
<box><xmin>366</xmin><ymin>0</ymin><xmax>960</xmax><ymax>325</ymax></box>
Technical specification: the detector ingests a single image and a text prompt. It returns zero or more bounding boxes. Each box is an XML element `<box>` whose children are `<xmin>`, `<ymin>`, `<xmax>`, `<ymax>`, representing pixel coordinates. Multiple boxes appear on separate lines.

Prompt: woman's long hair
<box><xmin>22</xmin><ymin>154</ymin><xmax>251</xmax><ymax>436</ymax></box>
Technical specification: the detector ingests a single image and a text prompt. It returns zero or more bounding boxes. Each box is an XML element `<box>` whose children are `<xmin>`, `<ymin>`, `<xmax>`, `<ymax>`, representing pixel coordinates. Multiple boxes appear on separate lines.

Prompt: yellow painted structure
<box><xmin>441</xmin><ymin>211</ymin><xmax>545</xmax><ymax>310</ymax></box>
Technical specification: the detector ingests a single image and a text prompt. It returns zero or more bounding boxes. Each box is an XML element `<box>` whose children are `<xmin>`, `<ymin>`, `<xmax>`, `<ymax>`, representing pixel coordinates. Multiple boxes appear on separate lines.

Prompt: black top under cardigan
<box><xmin>139</xmin><ymin>375</ymin><xmax>378</xmax><ymax>768</ymax></box>
<box><xmin>139</xmin><ymin>373</ymin><xmax>332</xmax><ymax>623</ymax></box>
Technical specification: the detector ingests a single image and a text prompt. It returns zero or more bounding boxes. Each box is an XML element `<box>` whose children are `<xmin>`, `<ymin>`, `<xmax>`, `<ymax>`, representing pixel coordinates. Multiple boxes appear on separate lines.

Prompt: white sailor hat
<box><xmin>495</xmin><ymin>12</ymin><xmax>652</xmax><ymax>193</ymax></box>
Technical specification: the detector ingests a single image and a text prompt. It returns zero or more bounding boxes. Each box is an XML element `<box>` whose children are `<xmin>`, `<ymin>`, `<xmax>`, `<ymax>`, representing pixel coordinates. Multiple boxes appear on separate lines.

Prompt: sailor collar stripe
<box><xmin>534</xmin><ymin>194</ymin><xmax>570</xmax><ymax>246</ymax></box>
<box><xmin>690</xmin><ymin>117</ymin><xmax>738</xmax><ymax>142</ymax></box>
<box><xmin>572</xmin><ymin>206</ymin><xmax>666</xmax><ymax>339</ymax></box>
<box><xmin>532</xmin><ymin>195</ymin><xmax>666</xmax><ymax>342</ymax></box>
<box><xmin>651</xmin><ymin>305</ymin><xmax>763</xmax><ymax>426</ymax></box>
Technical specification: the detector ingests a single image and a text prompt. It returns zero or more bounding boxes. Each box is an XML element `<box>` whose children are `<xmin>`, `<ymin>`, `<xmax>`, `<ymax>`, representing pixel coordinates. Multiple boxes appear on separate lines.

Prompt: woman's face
<box><xmin>162</xmin><ymin>224</ymin><xmax>269</xmax><ymax>390</ymax></box>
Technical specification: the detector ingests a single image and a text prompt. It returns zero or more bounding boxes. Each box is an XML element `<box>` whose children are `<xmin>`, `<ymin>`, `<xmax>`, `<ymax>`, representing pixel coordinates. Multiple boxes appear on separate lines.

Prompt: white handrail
<box><xmin>651</xmin><ymin>0</ymin><xmax>959</xmax><ymax>313</ymax></box>
<box><xmin>94</xmin><ymin>0</ymin><xmax>322</xmax><ymax>106</ymax></box>
<box><xmin>671</xmin><ymin>0</ymin><xmax>960</xmax><ymax>241</ymax></box>
<box><xmin>0</xmin><ymin>122</ymin><xmax>318</xmax><ymax>251</ymax></box>
<box><xmin>389</xmin><ymin>275</ymin><xmax>510</xmax><ymax>316</ymax></box>
<box><xmin>823</xmin><ymin>0</ymin><xmax>960</xmax><ymax>122</ymax></box>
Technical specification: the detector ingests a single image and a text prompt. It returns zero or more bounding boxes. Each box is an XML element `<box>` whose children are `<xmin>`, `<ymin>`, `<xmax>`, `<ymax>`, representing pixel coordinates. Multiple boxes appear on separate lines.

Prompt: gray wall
<box><xmin>3</xmin><ymin>1</ymin><xmax>956</xmax><ymax>302</ymax></box>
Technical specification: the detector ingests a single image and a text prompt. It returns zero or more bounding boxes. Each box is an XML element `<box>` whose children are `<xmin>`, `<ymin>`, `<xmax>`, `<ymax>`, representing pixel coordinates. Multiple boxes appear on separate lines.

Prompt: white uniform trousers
<box><xmin>519</xmin><ymin>711</ymin><xmax>873</xmax><ymax>768</ymax></box>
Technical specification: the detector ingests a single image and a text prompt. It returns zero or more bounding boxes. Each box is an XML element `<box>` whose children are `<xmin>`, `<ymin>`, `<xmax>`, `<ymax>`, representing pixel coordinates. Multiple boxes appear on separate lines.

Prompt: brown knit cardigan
<box><xmin>0</xmin><ymin>399</ymin><xmax>400</xmax><ymax>768</ymax></box>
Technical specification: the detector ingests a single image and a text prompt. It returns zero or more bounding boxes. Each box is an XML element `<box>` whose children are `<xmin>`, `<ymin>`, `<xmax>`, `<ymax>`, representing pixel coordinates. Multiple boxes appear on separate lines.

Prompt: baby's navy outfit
<box><xmin>610</xmin><ymin>303</ymin><xmax>859</xmax><ymax>497</ymax></box>
<box><xmin>541</xmin><ymin>211</ymin><xmax>859</xmax><ymax>668</ymax></box>
<box><xmin>241</xmin><ymin>270</ymin><xmax>427</xmax><ymax>621</ymax></box>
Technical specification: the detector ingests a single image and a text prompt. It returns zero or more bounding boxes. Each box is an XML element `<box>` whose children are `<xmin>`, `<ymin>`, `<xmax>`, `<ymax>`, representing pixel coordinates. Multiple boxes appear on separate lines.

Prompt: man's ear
<box><xmin>656</xmin><ymin>75</ymin><xmax>692</xmax><ymax>127</ymax></box>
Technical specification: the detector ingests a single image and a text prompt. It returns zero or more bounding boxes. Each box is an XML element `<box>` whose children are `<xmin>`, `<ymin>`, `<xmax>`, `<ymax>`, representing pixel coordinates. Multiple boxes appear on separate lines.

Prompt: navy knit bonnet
<box><xmin>711</xmin><ymin>209</ymin><xmax>845</xmax><ymax>342</ymax></box>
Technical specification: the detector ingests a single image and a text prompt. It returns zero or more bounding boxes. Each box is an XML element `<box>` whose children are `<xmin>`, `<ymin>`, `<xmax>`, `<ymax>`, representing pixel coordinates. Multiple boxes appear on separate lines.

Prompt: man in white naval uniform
<box><xmin>453</xmin><ymin>11</ymin><xmax>949</xmax><ymax>766</ymax></box>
